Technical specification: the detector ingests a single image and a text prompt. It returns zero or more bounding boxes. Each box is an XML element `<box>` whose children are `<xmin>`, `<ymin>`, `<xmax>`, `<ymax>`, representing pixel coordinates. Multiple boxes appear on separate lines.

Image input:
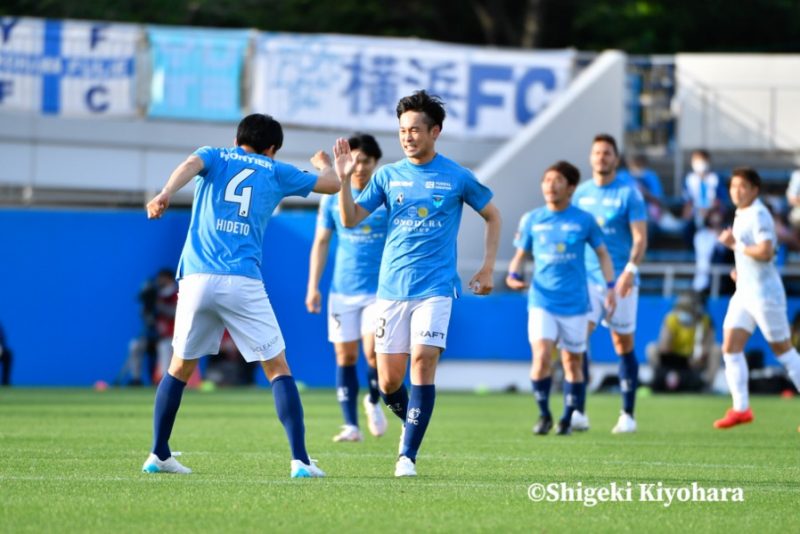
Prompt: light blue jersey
<box><xmin>318</xmin><ymin>189</ymin><xmax>388</xmax><ymax>295</ymax></box>
<box><xmin>356</xmin><ymin>154</ymin><xmax>493</xmax><ymax>300</ymax></box>
<box><xmin>177</xmin><ymin>146</ymin><xmax>317</xmax><ymax>280</ymax></box>
<box><xmin>514</xmin><ymin>205</ymin><xmax>604</xmax><ymax>316</ymax></box>
<box><xmin>572</xmin><ymin>176</ymin><xmax>646</xmax><ymax>285</ymax></box>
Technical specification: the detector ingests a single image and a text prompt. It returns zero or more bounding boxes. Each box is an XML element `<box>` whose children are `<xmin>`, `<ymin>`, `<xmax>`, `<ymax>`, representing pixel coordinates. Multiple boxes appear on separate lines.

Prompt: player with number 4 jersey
<box><xmin>142</xmin><ymin>113</ymin><xmax>341</xmax><ymax>478</ymax></box>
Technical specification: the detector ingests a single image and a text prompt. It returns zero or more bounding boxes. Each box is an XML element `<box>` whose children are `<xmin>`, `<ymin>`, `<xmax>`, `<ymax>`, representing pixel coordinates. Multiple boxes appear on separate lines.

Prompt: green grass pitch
<box><xmin>1</xmin><ymin>388</ymin><xmax>798</xmax><ymax>532</ymax></box>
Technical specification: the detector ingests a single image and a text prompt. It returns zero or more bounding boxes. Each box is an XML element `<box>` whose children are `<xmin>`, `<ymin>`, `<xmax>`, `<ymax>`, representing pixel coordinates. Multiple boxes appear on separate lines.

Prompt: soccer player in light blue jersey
<box><xmin>506</xmin><ymin>161</ymin><xmax>617</xmax><ymax>436</ymax></box>
<box><xmin>571</xmin><ymin>134</ymin><xmax>648</xmax><ymax>434</ymax></box>
<box><xmin>142</xmin><ymin>113</ymin><xmax>341</xmax><ymax>478</ymax></box>
<box><xmin>306</xmin><ymin>133</ymin><xmax>389</xmax><ymax>443</ymax></box>
<box><xmin>334</xmin><ymin>91</ymin><xmax>502</xmax><ymax>477</ymax></box>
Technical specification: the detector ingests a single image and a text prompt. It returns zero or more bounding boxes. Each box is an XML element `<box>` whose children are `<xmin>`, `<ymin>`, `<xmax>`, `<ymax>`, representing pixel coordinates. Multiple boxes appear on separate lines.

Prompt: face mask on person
<box><xmin>692</xmin><ymin>159</ymin><xmax>709</xmax><ymax>174</ymax></box>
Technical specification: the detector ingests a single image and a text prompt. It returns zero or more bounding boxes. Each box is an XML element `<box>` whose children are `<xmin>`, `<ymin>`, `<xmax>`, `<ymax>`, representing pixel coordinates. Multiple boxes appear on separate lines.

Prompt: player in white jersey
<box><xmin>141</xmin><ymin>114</ymin><xmax>341</xmax><ymax>478</ymax></box>
<box><xmin>714</xmin><ymin>167</ymin><xmax>800</xmax><ymax>429</ymax></box>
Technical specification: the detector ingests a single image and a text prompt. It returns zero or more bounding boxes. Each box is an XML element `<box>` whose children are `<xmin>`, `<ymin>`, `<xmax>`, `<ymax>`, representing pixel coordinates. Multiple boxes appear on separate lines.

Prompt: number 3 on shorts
<box><xmin>225</xmin><ymin>169</ymin><xmax>254</xmax><ymax>217</ymax></box>
<box><xmin>375</xmin><ymin>317</ymin><xmax>386</xmax><ymax>339</ymax></box>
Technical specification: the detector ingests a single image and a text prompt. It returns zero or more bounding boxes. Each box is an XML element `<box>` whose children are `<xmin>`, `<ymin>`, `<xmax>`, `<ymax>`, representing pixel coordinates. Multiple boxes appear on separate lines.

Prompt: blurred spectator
<box><xmin>617</xmin><ymin>153</ymin><xmax>683</xmax><ymax>236</ymax></box>
<box><xmin>204</xmin><ymin>331</ymin><xmax>257</xmax><ymax>386</ymax></box>
<box><xmin>692</xmin><ymin>206</ymin><xmax>734</xmax><ymax>293</ymax></box>
<box><xmin>0</xmin><ymin>322</ymin><xmax>12</xmax><ymax>386</ymax></box>
<box><xmin>646</xmin><ymin>292</ymin><xmax>722</xmax><ymax>392</ymax></box>
<box><xmin>116</xmin><ymin>269</ymin><xmax>177</xmax><ymax>386</ymax></box>
<box><xmin>785</xmin><ymin>169</ymin><xmax>800</xmax><ymax>232</ymax></box>
<box><xmin>682</xmin><ymin>149</ymin><xmax>728</xmax><ymax>247</ymax></box>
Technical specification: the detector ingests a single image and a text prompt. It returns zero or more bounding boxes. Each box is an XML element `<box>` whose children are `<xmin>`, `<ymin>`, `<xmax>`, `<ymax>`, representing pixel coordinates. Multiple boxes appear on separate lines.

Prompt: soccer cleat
<box><xmin>570</xmin><ymin>410</ymin><xmax>590</xmax><ymax>431</ymax></box>
<box><xmin>532</xmin><ymin>415</ymin><xmax>553</xmax><ymax>435</ymax></box>
<box><xmin>555</xmin><ymin>420</ymin><xmax>572</xmax><ymax>436</ymax></box>
<box><xmin>290</xmin><ymin>458</ymin><xmax>326</xmax><ymax>478</ymax></box>
<box><xmin>395</xmin><ymin>455</ymin><xmax>417</xmax><ymax>477</ymax></box>
<box><xmin>363</xmin><ymin>394</ymin><xmax>388</xmax><ymax>437</ymax></box>
<box><xmin>611</xmin><ymin>411</ymin><xmax>637</xmax><ymax>434</ymax></box>
<box><xmin>332</xmin><ymin>424</ymin><xmax>363</xmax><ymax>442</ymax></box>
<box><xmin>713</xmin><ymin>407</ymin><xmax>754</xmax><ymax>429</ymax></box>
<box><xmin>142</xmin><ymin>453</ymin><xmax>192</xmax><ymax>474</ymax></box>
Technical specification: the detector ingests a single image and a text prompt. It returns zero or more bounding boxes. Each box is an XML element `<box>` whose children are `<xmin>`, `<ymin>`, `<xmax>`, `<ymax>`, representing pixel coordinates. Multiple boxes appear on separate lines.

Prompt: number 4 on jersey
<box><xmin>225</xmin><ymin>169</ymin><xmax>254</xmax><ymax>217</ymax></box>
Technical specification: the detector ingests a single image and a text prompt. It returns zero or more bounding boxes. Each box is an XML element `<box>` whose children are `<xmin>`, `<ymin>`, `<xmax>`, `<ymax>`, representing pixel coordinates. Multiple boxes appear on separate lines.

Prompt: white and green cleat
<box><xmin>290</xmin><ymin>459</ymin><xmax>325</xmax><ymax>478</ymax></box>
<box><xmin>142</xmin><ymin>453</ymin><xmax>192</xmax><ymax>474</ymax></box>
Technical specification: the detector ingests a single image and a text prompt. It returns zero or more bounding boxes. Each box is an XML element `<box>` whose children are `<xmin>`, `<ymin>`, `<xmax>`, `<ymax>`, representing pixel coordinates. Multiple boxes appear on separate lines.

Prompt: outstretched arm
<box><xmin>333</xmin><ymin>138</ymin><xmax>371</xmax><ymax>227</ymax></box>
<box><xmin>146</xmin><ymin>155</ymin><xmax>204</xmax><ymax>219</ymax></box>
<box><xmin>468</xmin><ymin>201</ymin><xmax>502</xmax><ymax>295</ymax></box>
<box><xmin>310</xmin><ymin>150</ymin><xmax>341</xmax><ymax>194</ymax></box>
<box><xmin>305</xmin><ymin>227</ymin><xmax>332</xmax><ymax>313</ymax></box>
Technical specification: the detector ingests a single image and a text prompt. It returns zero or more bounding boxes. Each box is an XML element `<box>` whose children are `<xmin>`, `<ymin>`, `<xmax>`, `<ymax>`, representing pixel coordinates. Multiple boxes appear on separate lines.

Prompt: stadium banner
<box><xmin>252</xmin><ymin>33</ymin><xmax>575</xmax><ymax>138</ymax></box>
<box><xmin>0</xmin><ymin>16</ymin><xmax>140</xmax><ymax>116</ymax></box>
<box><xmin>147</xmin><ymin>27</ymin><xmax>250</xmax><ymax>121</ymax></box>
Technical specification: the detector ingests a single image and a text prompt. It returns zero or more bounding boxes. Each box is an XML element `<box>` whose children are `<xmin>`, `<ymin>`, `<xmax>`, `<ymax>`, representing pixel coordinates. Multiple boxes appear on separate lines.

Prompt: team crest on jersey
<box><xmin>418</xmin><ymin>206</ymin><xmax>429</xmax><ymax>217</ymax></box>
<box><xmin>555</xmin><ymin>243</ymin><xmax>566</xmax><ymax>253</ymax></box>
<box><xmin>432</xmin><ymin>194</ymin><xmax>444</xmax><ymax>208</ymax></box>
<box><xmin>596</xmin><ymin>216</ymin><xmax>605</xmax><ymax>226</ymax></box>
<box><xmin>361</xmin><ymin>225</ymin><xmax>371</xmax><ymax>234</ymax></box>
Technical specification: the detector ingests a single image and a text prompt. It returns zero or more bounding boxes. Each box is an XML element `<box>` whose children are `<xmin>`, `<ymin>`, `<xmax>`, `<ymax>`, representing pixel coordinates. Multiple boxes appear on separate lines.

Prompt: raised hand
<box><xmin>333</xmin><ymin>137</ymin><xmax>355</xmax><ymax>180</ymax></box>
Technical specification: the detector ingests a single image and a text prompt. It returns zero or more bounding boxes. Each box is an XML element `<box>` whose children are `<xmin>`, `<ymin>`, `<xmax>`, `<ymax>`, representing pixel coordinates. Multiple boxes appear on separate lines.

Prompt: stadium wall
<box><xmin>2</xmin><ymin>209</ymin><xmax>796</xmax><ymax>388</ymax></box>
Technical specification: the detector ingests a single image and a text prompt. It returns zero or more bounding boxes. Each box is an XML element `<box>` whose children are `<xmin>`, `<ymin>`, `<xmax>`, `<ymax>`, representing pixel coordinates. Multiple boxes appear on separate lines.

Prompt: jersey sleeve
<box><xmin>586</xmin><ymin>212</ymin><xmax>606</xmax><ymax>249</ymax></box>
<box><xmin>316</xmin><ymin>194</ymin><xmax>336</xmax><ymax>231</ymax></box>
<box><xmin>275</xmin><ymin>161</ymin><xmax>318</xmax><ymax>198</ymax></box>
<box><xmin>513</xmin><ymin>212</ymin><xmax>533</xmax><ymax>252</ymax></box>
<box><xmin>355</xmin><ymin>170</ymin><xmax>386</xmax><ymax>213</ymax></box>
<box><xmin>193</xmin><ymin>146</ymin><xmax>217</xmax><ymax>178</ymax></box>
<box><xmin>463</xmin><ymin>170</ymin><xmax>494</xmax><ymax>212</ymax></box>
<box><xmin>626</xmin><ymin>186</ymin><xmax>648</xmax><ymax>223</ymax></box>
<box><xmin>753</xmin><ymin>208</ymin><xmax>776</xmax><ymax>244</ymax></box>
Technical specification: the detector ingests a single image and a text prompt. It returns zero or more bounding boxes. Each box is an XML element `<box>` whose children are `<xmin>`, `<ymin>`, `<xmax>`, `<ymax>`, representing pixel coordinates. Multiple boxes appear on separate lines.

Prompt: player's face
<box><xmin>399</xmin><ymin>111</ymin><xmax>440</xmax><ymax>163</ymax></box>
<box><xmin>729</xmin><ymin>175</ymin><xmax>758</xmax><ymax>208</ymax></box>
<box><xmin>350</xmin><ymin>149</ymin><xmax>378</xmax><ymax>187</ymax></box>
<box><xmin>541</xmin><ymin>170</ymin><xmax>574</xmax><ymax>207</ymax></box>
<box><xmin>590</xmin><ymin>141</ymin><xmax>618</xmax><ymax>176</ymax></box>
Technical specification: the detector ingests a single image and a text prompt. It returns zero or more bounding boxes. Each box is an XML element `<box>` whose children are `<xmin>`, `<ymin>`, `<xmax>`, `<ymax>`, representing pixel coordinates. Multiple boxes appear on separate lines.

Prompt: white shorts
<box><xmin>327</xmin><ymin>292</ymin><xmax>378</xmax><ymax>343</ymax></box>
<box><xmin>172</xmin><ymin>274</ymin><xmax>286</xmax><ymax>362</ymax></box>
<box><xmin>587</xmin><ymin>282</ymin><xmax>638</xmax><ymax>334</ymax></box>
<box><xmin>722</xmin><ymin>293</ymin><xmax>791</xmax><ymax>342</ymax></box>
<box><xmin>374</xmin><ymin>296</ymin><xmax>453</xmax><ymax>354</ymax></box>
<box><xmin>528</xmin><ymin>307</ymin><xmax>589</xmax><ymax>354</ymax></box>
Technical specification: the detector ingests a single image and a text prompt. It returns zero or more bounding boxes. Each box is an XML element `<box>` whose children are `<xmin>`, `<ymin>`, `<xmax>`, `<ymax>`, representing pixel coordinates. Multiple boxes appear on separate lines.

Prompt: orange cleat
<box><xmin>713</xmin><ymin>407</ymin><xmax>754</xmax><ymax>429</ymax></box>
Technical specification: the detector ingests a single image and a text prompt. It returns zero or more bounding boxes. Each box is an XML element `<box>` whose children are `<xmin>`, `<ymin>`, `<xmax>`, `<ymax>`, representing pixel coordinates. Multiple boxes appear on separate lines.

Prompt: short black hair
<box><xmin>236</xmin><ymin>113</ymin><xmax>283</xmax><ymax>154</ymax></box>
<box><xmin>730</xmin><ymin>167</ymin><xmax>761</xmax><ymax>189</ymax></box>
<box><xmin>545</xmin><ymin>160</ymin><xmax>581</xmax><ymax>187</ymax></box>
<box><xmin>691</xmin><ymin>148</ymin><xmax>711</xmax><ymax>160</ymax></box>
<box><xmin>348</xmin><ymin>133</ymin><xmax>382</xmax><ymax>160</ymax></box>
<box><xmin>396</xmin><ymin>90</ymin><xmax>446</xmax><ymax>130</ymax></box>
<box><xmin>592</xmin><ymin>133</ymin><xmax>618</xmax><ymax>156</ymax></box>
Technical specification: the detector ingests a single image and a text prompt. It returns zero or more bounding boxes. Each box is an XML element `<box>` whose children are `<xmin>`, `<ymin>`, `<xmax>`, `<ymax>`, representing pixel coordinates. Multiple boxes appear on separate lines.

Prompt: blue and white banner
<box><xmin>252</xmin><ymin>34</ymin><xmax>575</xmax><ymax>138</ymax></box>
<box><xmin>0</xmin><ymin>17</ymin><xmax>139</xmax><ymax>116</ymax></box>
<box><xmin>147</xmin><ymin>27</ymin><xmax>250</xmax><ymax>121</ymax></box>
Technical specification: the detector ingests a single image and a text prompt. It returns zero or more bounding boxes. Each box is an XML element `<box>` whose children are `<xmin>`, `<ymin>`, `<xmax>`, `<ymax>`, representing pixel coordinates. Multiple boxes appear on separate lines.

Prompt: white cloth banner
<box><xmin>0</xmin><ymin>17</ymin><xmax>139</xmax><ymax>117</ymax></box>
<box><xmin>252</xmin><ymin>34</ymin><xmax>575</xmax><ymax>138</ymax></box>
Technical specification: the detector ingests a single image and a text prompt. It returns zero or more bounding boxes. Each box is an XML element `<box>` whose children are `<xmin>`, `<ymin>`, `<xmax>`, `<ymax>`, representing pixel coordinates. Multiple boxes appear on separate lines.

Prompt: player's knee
<box><xmin>769</xmin><ymin>339</ymin><xmax>793</xmax><ymax>354</ymax></box>
<box><xmin>261</xmin><ymin>351</ymin><xmax>291</xmax><ymax>381</ymax></box>
<box><xmin>168</xmin><ymin>357</ymin><xmax>197</xmax><ymax>382</ymax></box>
<box><xmin>379</xmin><ymin>375</ymin><xmax>403</xmax><ymax>394</ymax></box>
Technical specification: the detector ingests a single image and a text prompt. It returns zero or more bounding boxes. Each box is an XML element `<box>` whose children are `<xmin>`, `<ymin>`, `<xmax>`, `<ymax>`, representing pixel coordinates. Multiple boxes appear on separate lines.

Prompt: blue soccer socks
<box><xmin>336</xmin><ymin>364</ymin><xmax>360</xmax><ymax>427</ymax></box>
<box><xmin>272</xmin><ymin>375</ymin><xmax>311</xmax><ymax>465</ymax></box>
<box><xmin>151</xmin><ymin>373</ymin><xmax>187</xmax><ymax>461</ymax></box>
<box><xmin>619</xmin><ymin>351</ymin><xmax>639</xmax><ymax>416</ymax></box>
<box><xmin>380</xmin><ymin>385</ymin><xmax>409</xmax><ymax>422</ymax></box>
<box><xmin>400</xmin><ymin>384</ymin><xmax>436</xmax><ymax>462</ymax></box>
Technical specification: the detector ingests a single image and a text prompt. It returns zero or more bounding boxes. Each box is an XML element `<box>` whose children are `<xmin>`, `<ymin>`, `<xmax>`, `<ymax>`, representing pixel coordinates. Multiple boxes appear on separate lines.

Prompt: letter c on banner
<box><xmin>86</xmin><ymin>85</ymin><xmax>109</xmax><ymax>112</ymax></box>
